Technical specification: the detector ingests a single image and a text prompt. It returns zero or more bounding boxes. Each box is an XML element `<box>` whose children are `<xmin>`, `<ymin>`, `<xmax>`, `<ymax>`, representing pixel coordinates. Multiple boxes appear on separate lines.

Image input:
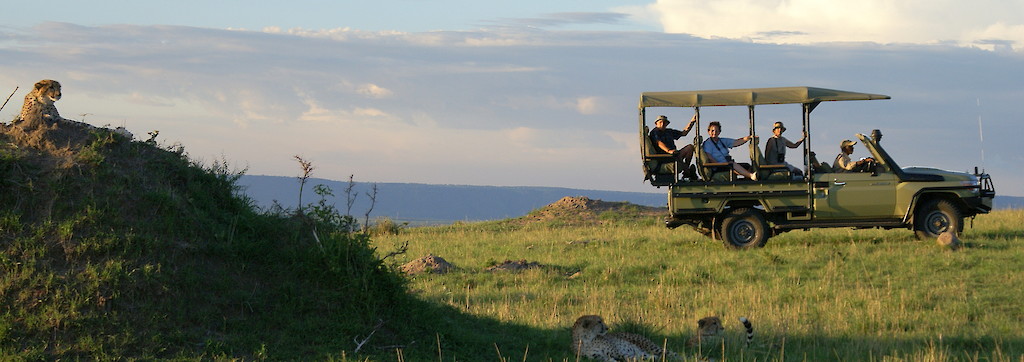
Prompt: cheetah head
<box><xmin>31</xmin><ymin>79</ymin><xmax>62</xmax><ymax>105</ymax></box>
<box><xmin>696</xmin><ymin>316</ymin><xmax>724</xmax><ymax>337</ymax></box>
<box><xmin>572</xmin><ymin>315</ymin><xmax>609</xmax><ymax>341</ymax></box>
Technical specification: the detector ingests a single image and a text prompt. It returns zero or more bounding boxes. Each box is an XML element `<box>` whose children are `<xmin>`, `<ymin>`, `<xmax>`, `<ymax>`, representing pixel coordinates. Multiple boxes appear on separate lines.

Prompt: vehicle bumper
<box><xmin>963</xmin><ymin>195</ymin><xmax>993</xmax><ymax>214</ymax></box>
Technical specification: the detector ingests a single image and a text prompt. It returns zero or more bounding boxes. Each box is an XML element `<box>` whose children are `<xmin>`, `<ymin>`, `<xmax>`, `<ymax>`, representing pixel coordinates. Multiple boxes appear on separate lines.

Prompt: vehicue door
<box><xmin>813</xmin><ymin>172</ymin><xmax>898</xmax><ymax>219</ymax></box>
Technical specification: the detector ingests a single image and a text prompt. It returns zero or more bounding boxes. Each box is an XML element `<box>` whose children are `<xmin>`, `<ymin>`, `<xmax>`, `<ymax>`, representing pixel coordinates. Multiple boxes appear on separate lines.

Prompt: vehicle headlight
<box><xmin>962</xmin><ymin>176</ymin><xmax>979</xmax><ymax>193</ymax></box>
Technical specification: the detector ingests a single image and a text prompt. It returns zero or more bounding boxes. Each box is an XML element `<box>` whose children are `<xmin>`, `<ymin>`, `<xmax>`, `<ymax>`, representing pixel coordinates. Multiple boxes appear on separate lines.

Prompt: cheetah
<box><xmin>684</xmin><ymin>316</ymin><xmax>723</xmax><ymax>348</ymax></box>
<box><xmin>571</xmin><ymin>315</ymin><xmax>681</xmax><ymax>361</ymax></box>
<box><xmin>685</xmin><ymin>316</ymin><xmax>754</xmax><ymax>349</ymax></box>
<box><xmin>15</xmin><ymin>79</ymin><xmax>64</xmax><ymax>128</ymax></box>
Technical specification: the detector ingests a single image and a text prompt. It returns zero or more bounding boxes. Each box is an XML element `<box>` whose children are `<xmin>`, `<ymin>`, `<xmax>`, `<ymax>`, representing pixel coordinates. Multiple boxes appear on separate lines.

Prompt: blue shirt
<box><xmin>702</xmin><ymin>137</ymin><xmax>737</xmax><ymax>163</ymax></box>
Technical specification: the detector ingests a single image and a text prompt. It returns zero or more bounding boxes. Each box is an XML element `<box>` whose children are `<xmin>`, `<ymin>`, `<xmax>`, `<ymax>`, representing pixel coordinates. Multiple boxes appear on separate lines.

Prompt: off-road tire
<box><xmin>719</xmin><ymin>208</ymin><xmax>769</xmax><ymax>249</ymax></box>
<box><xmin>913</xmin><ymin>199</ymin><xmax>963</xmax><ymax>240</ymax></box>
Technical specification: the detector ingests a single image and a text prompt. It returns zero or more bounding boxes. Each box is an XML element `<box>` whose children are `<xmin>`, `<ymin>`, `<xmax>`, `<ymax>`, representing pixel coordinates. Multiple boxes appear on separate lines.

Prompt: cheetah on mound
<box><xmin>15</xmin><ymin>79</ymin><xmax>65</xmax><ymax>128</ymax></box>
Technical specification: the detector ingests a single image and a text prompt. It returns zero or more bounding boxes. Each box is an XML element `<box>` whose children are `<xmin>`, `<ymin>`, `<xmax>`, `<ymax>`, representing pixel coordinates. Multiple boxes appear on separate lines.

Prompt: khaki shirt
<box><xmin>835</xmin><ymin>153</ymin><xmax>855</xmax><ymax>172</ymax></box>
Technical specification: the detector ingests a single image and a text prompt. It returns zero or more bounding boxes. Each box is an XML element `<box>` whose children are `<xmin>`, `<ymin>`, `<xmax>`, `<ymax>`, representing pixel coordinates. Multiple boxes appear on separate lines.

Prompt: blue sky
<box><xmin>2</xmin><ymin>0</ymin><xmax>1023</xmax><ymax>196</ymax></box>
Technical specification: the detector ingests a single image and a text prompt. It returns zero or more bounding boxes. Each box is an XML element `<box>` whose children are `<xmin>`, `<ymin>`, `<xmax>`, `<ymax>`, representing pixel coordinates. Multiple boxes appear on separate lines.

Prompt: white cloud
<box><xmin>124</xmin><ymin>92</ymin><xmax>175</xmax><ymax>107</ymax></box>
<box><xmin>298</xmin><ymin>96</ymin><xmax>390</xmax><ymax>123</ymax></box>
<box><xmin>575</xmin><ymin>96</ymin><xmax>607</xmax><ymax>115</ymax></box>
<box><xmin>650</xmin><ymin>0</ymin><xmax>1024</xmax><ymax>51</ymax></box>
<box><xmin>967</xmin><ymin>22</ymin><xmax>1024</xmax><ymax>51</ymax></box>
<box><xmin>357</xmin><ymin>83</ymin><xmax>393</xmax><ymax>98</ymax></box>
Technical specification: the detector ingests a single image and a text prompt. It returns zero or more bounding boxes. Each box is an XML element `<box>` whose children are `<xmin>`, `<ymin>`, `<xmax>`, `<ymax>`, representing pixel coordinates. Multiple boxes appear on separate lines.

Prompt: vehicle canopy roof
<box><xmin>639</xmin><ymin>86</ymin><xmax>890</xmax><ymax>108</ymax></box>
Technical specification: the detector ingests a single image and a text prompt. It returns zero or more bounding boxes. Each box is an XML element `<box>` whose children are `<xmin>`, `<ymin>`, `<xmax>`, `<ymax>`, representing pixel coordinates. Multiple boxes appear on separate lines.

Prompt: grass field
<box><xmin>372</xmin><ymin>209</ymin><xmax>1024</xmax><ymax>361</ymax></box>
<box><xmin>3</xmin><ymin>119</ymin><xmax>1020</xmax><ymax>360</ymax></box>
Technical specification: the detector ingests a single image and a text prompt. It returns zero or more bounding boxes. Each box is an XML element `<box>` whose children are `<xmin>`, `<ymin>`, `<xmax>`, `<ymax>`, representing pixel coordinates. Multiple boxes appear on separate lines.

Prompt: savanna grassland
<box><xmin>2</xmin><ymin>115</ymin><xmax>1022</xmax><ymax>361</ymax></box>
<box><xmin>373</xmin><ymin>200</ymin><xmax>1024</xmax><ymax>361</ymax></box>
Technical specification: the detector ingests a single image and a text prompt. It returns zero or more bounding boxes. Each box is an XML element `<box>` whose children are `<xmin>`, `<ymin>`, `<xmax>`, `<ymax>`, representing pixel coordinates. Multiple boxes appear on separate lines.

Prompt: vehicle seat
<box><xmin>698</xmin><ymin>150</ymin><xmax>733</xmax><ymax>182</ymax></box>
<box><xmin>642</xmin><ymin>126</ymin><xmax>677</xmax><ymax>186</ymax></box>
<box><xmin>751</xmin><ymin>140</ymin><xmax>791</xmax><ymax>181</ymax></box>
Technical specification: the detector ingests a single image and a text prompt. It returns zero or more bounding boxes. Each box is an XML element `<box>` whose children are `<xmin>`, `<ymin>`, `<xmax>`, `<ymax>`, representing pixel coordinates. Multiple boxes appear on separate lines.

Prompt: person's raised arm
<box><xmin>787</xmin><ymin>132</ymin><xmax>807</xmax><ymax>148</ymax></box>
<box><xmin>682</xmin><ymin>113</ymin><xmax>697</xmax><ymax>135</ymax></box>
<box><xmin>732</xmin><ymin>135</ymin><xmax>753</xmax><ymax>147</ymax></box>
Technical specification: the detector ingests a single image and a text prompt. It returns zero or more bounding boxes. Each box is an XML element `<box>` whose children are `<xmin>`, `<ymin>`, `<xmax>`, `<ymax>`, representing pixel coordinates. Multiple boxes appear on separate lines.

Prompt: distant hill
<box><xmin>237</xmin><ymin>175</ymin><xmax>667</xmax><ymax>224</ymax></box>
<box><xmin>238</xmin><ymin>175</ymin><xmax>1022</xmax><ymax>224</ymax></box>
<box><xmin>995</xmin><ymin>195</ymin><xmax>1024</xmax><ymax>209</ymax></box>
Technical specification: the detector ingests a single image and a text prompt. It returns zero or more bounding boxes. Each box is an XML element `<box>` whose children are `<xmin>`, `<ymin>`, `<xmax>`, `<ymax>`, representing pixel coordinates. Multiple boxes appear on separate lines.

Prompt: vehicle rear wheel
<box><xmin>914</xmin><ymin>199</ymin><xmax>962</xmax><ymax>240</ymax></box>
<box><xmin>719</xmin><ymin>208</ymin><xmax>769</xmax><ymax>249</ymax></box>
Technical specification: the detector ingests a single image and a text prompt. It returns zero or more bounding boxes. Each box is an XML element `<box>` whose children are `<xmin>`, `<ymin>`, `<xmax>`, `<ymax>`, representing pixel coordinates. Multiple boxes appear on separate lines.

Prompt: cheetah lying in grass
<box><xmin>571</xmin><ymin>315</ymin><xmax>682</xmax><ymax>361</ymax></box>
<box><xmin>572</xmin><ymin>315</ymin><xmax>754</xmax><ymax>361</ymax></box>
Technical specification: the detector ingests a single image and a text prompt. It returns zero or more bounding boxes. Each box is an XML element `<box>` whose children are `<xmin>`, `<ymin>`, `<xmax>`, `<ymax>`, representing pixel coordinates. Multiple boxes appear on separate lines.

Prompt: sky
<box><xmin>2</xmin><ymin>0</ymin><xmax>1022</xmax><ymax>196</ymax></box>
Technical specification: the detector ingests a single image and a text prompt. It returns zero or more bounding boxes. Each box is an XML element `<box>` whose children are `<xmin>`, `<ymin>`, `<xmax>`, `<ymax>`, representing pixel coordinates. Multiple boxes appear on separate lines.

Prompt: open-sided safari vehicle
<box><xmin>639</xmin><ymin>87</ymin><xmax>995</xmax><ymax>248</ymax></box>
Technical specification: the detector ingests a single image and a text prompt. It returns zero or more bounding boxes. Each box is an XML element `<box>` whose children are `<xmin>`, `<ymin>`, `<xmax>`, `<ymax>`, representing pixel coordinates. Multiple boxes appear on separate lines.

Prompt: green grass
<box><xmin>373</xmin><ymin>210</ymin><xmax>1024</xmax><ymax>361</ymax></box>
<box><xmin>3</xmin><ymin>121</ymin><xmax>1022</xmax><ymax>360</ymax></box>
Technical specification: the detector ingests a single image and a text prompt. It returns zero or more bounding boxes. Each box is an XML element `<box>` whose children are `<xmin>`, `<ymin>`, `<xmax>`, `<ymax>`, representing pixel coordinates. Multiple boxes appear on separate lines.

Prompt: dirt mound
<box><xmin>400</xmin><ymin>254</ymin><xmax>456</xmax><ymax>275</ymax></box>
<box><xmin>514</xmin><ymin>196</ymin><xmax>663</xmax><ymax>225</ymax></box>
<box><xmin>485</xmin><ymin>259</ymin><xmax>543</xmax><ymax>272</ymax></box>
<box><xmin>1</xmin><ymin>120</ymin><xmax>110</xmax><ymax>168</ymax></box>
<box><xmin>0</xmin><ymin>118</ymin><xmax>180</xmax><ymax>223</ymax></box>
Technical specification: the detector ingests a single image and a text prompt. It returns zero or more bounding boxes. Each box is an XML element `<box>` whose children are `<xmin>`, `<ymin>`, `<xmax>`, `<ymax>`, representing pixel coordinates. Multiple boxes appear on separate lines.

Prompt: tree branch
<box><xmin>0</xmin><ymin>86</ymin><xmax>18</xmax><ymax>113</ymax></box>
<box><xmin>353</xmin><ymin>319</ymin><xmax>385</xmax><ymax>354</ymax></box>
<box><xmin>381</xmin><ymin>241</ymin><xmax>409</xmax><ymax>261</ymax></box>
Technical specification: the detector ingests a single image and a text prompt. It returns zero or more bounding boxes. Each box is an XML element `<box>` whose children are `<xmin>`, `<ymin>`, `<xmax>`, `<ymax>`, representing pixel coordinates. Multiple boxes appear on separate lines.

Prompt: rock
<box><xmin>936</xmin><ymin>231</ymin><xmax>961</xmax><ymax>251</ymax></box>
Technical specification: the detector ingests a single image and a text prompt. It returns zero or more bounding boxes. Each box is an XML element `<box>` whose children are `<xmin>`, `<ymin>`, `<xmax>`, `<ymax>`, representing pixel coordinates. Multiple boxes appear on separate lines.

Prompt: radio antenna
<box><xmin>977</xmin><ymin>98</ymin><xmax>986</xmax><ymax>170</ymax></box>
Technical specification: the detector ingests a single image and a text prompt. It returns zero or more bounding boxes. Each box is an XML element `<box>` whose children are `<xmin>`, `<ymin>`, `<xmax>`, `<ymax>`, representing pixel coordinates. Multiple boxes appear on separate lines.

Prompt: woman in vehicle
<box><xmin>703</xmin><ymin>121</ymin><xmax>757</xmax><ymax>180</ymax></box>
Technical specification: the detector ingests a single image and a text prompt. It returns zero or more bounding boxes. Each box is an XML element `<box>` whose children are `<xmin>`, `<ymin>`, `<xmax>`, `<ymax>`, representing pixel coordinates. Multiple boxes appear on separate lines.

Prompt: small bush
<box><xmin>367</xmin><ymin>216</ymin><xmax>406</xmax><ymax>236</ymax></box>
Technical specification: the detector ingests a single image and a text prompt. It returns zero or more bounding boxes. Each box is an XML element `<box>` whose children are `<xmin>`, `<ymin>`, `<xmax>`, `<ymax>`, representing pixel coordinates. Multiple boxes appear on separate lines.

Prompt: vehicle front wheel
<box><xmin>719</xmin><ymin>208</ymin><xmax>769</xmax><ymax>249</ymax></box>
<box><xmin>913</xmin><ymin>199</ymin><xmax>963</xmax><ymax>240</ymax></box>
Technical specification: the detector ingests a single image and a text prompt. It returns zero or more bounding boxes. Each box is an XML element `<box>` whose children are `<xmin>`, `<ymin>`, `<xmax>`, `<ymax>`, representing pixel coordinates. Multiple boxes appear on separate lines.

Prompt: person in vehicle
<box><xmin>764</xmin><ymin>121</ymin><xmax>806</xmax><ymax>175</ymax></box>
<box><xmin>649</xmin><ymin>114</ymin><xmax>698</xmax><ymax>174</ymax></box>
<box><xmin>835</xmin><ymin>139</ymin><xmax>875</xmax><ymax>172</ymax></box>
<box><xmin>703</xmin><ymin>121</ymin><xmax>757</xmax><ymax>180</ymax></box>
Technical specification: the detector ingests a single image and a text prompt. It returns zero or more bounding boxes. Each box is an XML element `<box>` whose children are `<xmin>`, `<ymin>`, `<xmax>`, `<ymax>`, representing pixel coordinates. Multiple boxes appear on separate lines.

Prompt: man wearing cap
<box><xmin>649</xmin><ymin>114</ymin><xmax>698</xmax><ymax>173</ymax></box>
<box><xmin>835</xmin><ymin>139</ymin><xmax>875</xmax><ymax>173</ymax></box>
<box><xmin>764</xmin><ymin>121</ymin><xmax>806</xmax><ymax>175</ymax></box>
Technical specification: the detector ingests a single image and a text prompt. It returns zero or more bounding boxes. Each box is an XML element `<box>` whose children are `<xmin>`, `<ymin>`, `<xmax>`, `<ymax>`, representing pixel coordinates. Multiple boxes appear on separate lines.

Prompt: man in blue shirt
<box><xmin>649</xmin><ymin>114</ymin><xmax>697</xmax><ymax>170</ymax></box>
<box><xmin>702</xmin><ymin>121</ymin><xmax>757</xmax><ymax>180</ymax></box>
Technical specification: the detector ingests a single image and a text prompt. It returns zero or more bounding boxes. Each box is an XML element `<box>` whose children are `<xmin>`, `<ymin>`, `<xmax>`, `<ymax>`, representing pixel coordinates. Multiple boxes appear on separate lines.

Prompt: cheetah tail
<box><xmin>738</xmin><ymin>317</ymin><xmax>753</xmax><ymax>347</ymax></box>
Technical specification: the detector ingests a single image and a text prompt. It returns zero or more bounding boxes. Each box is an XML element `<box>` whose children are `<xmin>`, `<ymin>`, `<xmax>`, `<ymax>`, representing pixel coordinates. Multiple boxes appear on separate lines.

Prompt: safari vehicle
<box><xmin>639</xmin><ymin>86</ymin><xmax>995</xmax><ymax>248</ymax></box>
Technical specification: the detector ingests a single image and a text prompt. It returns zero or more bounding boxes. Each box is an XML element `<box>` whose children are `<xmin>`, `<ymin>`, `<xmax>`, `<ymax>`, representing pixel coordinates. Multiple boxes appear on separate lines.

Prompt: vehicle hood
<box><xmin>901</xmin><ymin>167</ymin><xmax>974</xmax><ymax>182</ymax></box>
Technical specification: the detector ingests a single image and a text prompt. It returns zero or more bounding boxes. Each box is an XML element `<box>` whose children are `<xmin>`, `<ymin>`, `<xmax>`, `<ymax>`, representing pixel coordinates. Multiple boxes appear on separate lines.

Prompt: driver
<box><xmin>834</xmin><ymin>139</ymin><xmax>875</xmax><ymax>173</ymax></box>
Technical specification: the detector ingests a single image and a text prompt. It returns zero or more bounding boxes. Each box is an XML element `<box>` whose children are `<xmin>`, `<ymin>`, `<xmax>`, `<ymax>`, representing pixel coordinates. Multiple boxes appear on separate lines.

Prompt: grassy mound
<box><xmin>0</xmin><ymin>120</ymin><xmax>409</xmax><ymax>359</ymax></box>
<box><xmin>512</xmin><ymin>196</ymin><xmax>664</xmax><ymax>227</ymax></box>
